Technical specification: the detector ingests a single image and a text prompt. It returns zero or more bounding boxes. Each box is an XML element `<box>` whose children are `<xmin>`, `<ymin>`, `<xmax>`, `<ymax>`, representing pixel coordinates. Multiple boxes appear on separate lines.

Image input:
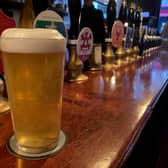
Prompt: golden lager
<box><xmin>0</xmin><ymin>28</ymin><xmax>66</xmax><ymax>155</ymax></box>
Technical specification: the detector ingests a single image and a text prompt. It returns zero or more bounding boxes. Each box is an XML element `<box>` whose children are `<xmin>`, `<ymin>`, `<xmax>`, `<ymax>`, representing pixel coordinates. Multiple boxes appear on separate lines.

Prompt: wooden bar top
<box><xmin>0</xmin><ymin>49</ymin><xmax>168</xmax><ymax>168</ymax></box>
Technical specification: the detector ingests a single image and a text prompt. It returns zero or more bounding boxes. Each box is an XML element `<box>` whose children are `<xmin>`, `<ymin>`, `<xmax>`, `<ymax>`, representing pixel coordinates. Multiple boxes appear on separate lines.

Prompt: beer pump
<box><xmin>65</xmin><ymin>0</ymin><xmax>88</xmax><ymax>82</ymax></box>
<box><xmin>103</xmin><ymin>38</ymin><xmax>116</xmax><ymax>69</ymax></box>
<box><xmin>132</xmin><ymin>6</ymin><xmax>142</xmax><ymax>60</ymax></box>
<box><xmin>114</xmin><ymin>0</ymin><xmax>127</xmax><ymax>66</ymax></box>
<box><xmin>124</xmin><ymin>2</ymin><xmax>136</xmax><ymax>62</ymax></box>
<box><xmin>65</xmin><ymin>40</ymin><xmax>88</xmax><ymax>82</ymax></box>
<box><xmin>103</xmin><ymin>0</ymin><xmax>116</xmax><ymax>70</ymax></box>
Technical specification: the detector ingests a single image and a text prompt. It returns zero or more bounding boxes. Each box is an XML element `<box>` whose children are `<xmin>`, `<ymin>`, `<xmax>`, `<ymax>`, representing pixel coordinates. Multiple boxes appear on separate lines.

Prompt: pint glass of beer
<box><xmin>0</xmin><ymin>28</ymin><xmax>66</xmax><ymax>158</ymax></box>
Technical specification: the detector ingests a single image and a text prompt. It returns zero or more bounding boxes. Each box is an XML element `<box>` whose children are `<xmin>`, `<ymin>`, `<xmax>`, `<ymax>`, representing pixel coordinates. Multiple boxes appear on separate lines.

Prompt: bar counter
<box><xmin>0</xmin><ymin>49</ymin><xmax>168</xmax><ymax>168</ymax></box>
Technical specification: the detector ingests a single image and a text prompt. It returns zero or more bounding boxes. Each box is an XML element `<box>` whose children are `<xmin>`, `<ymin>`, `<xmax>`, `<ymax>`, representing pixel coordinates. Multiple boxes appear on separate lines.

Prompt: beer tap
<box><xmin>103</xmin><ymin>0</ymin><xmax>116</xmax><ymax>70</ymax></box>
<box><xmin>103</xmin><ymin>38</ymin><xmax>116</xmax><ymax>70</ymax></box>
<box><xmin>114</xmin><ymin>0</ymin><xmax>127</xmax><ymax>67</ymax></box>
<box><xmin>133</xmin><ymin>6</ymin><xmax>142</xmax><ymax>60</ymax></box>
<box><xmin>115</xmin><ymin>45</ymin><xmax>126</xmax><ymax>67</ymax></box>
<box><xmin>65</xmin><ymin>40</ymin><xmax>88</xmax><ymax>82</ymax></box>
<box><xmin>124</xmin><ymin>2</ymin><xmax>136</xmax><ymax>62</ymax></box>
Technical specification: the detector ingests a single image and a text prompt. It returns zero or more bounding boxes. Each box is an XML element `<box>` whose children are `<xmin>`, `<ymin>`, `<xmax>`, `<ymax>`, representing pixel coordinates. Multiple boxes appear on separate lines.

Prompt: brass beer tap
<box><xmin>65</xmin><ymin>40</ymin><xmax>88</xmax><ymax>82</ymax></box>
<box><xmin>103</xmin><ymin>38</ymin><xmax>116</xmax><ymax>70</ymax></box>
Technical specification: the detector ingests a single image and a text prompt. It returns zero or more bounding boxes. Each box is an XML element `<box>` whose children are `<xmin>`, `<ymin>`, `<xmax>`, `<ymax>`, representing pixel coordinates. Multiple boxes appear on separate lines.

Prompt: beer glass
<box><xmin>0</xmin><ymin>28</ymin><xmax>66</xmax><ymax>159</ymax></box>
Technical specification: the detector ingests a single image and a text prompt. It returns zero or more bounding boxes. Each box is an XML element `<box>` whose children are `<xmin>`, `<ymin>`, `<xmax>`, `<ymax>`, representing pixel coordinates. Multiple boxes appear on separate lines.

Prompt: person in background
<box><xmin>48</xmin><ymin>0</ymin><xmax>65</xmax><ymax>18</ymax></box>
<box><xmin>32</xmin><ymin>0</ymin><xmax>49</xmax><ymax>17</ymax></box>
<box><xmin>68</xmin><ymin>0</ymin><xmax>81</xmax><ymax>39</ymax></box>
<box><xmin>80</xmin><ymin>0</ymin><xmax>105</xmax><ymax>43</ymax></box>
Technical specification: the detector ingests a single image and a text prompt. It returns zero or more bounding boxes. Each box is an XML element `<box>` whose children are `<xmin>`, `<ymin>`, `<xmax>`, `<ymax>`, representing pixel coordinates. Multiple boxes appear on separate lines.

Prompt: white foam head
<box><xmin>0</xmin><ymin>28</ymin><xmax>66</xmax><ymax>53</ymax></box>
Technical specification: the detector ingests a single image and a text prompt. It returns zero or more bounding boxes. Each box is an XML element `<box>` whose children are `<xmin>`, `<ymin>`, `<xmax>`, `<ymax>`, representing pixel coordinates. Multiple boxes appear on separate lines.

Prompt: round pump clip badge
<box><xmin>77</xmin><ymin>27</ymin><xmax>93</xmax><ymax>62</ymax></box>
<box><xmin>111</xmin><ymin>20</ymin><xmax>124</xmax><ymax>48</ymax></box>
<box><xmin>33</xmin><ymin>10</ymin><xmax>67</xmax><ymax>39</ymax></box>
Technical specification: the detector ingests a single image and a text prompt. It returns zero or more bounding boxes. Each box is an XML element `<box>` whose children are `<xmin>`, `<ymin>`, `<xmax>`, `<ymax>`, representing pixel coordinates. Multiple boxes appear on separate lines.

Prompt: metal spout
<box><xmin>65</xmin><ymin>40</ymin><xmax>88</xmax><ymax>82</ymax></box>
<box><xmin>115</xmin><ymin>46</ymin><xmax>126</xmax><ymax>67</ymax></box>
<box><xmin>103</xmin><ymin>38</ymin><xmax>116</xmax><ymax>69</ymax></box>
<box><xmin>133</xmin><ymin>46</ymin><xmax>140</xmax><ymax>60</ymax></box>
<box><xmin>125</xmin><ymin>48</ymin><xmax>133</xmax><ymax>62</ymax></box>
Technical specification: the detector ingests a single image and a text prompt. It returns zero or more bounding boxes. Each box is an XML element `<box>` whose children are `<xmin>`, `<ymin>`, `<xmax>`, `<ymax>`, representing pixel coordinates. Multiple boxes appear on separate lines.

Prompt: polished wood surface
<box><xmin>0</xmin><ymin>49</ymin><xmax>168</xmax><ymax>168</ymax></box>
